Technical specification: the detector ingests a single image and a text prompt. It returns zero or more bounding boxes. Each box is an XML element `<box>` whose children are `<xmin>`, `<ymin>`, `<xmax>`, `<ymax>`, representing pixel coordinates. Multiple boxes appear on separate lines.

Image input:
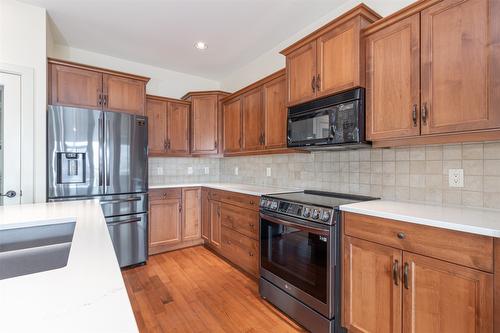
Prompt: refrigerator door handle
<box><xmin>105</xmin><ymin>115</ymin><xmax>111</xmax><ymax>188</ymax></box>
<box><xmin>107</xmin><ymin>217</ymin><xmax>142</xmax><ymax>227</ymax></box>
<box><xmin>101</xmin><ymin>196</ymin><xmax>142</xmax><ymax>205</ymax></box>
<box><xmin>98</xmin><ymin>113</ymin><xmax>104</xmax><ymax>187</ymax></box>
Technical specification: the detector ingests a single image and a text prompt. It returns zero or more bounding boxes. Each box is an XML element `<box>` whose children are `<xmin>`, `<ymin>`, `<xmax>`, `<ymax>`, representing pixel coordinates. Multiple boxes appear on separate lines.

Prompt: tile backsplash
<box><xmin>149</xmin><ymin>141</ymin><xmax>500</xmax><ymax>210</ymax></box>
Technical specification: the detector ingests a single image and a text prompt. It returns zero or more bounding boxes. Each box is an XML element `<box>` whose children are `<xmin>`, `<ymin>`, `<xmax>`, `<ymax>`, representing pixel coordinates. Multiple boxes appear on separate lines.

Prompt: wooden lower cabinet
<box><xmin>204</xmin><ymin>189</ymin><xmax>260</xmax><ymax>278</ymax></box>
<box><xmin>342</xmin><ymin>212</ymin><xmax>495</xmax><ymax>333</ymax></box>
<box><xmin>342</xmin><ymin>236</ymin><xmax>402</xmax><ymax>333</ymax></box>
<box><xmin>149</xmin><ymin>188</ymin><xmax>203</xmax><ymax>255</ymax></box>
<box><xmin>201</xmin><ymin>188</ymin><xmax>210</xmax><ymax>241</ymax></box>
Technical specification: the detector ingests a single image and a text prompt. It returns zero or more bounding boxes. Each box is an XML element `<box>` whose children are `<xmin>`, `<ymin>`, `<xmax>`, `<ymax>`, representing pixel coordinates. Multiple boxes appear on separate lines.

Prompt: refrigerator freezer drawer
<box><xmin>106</xmin><ymin>213</ymin><xmax>148</xmax><ymax>267</ymax></box>
<box><xmin>100</xmin><ymin>193</ymin><xmax>148</xmax><ymax>217</ymax></box>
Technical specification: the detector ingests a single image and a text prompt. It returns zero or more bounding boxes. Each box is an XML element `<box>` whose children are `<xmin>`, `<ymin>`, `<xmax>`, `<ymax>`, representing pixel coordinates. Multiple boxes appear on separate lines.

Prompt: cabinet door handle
<box><xmin>311</xmin><ymin>76</ymin><xmax>316</xmax><ymax>93</ymax></box>
<box><xmin>248</xmin><ymin>252</ymin><xmax>254</xmax><ymax>257</ymax></box>
<box><xmin>98</xmin><ymin>92</ymin><xmax>102</xmax><ymax>106</ymax></box>
<box><xmin>392</xmin><ymin>260</ymin><xmax>399</xmax><ymax>286</ymax></box>
<box><xmin>249</xmin><ymin>223</ymin><xmax>255</xmax><ymax>228</ymax></box>
<box><xmin>102</xmin><ymin>94</ymin><xmax>108</xmax><ymax>107</ymax></box>
<box><xmin>412</xmin><ymin>104</ymin><xmax>418</xmax><ymax>127</ymax></box>
<box><xmin>214</xmin><ymin>140</ymin><xmax>218</xmax><ymax>149</ymax></box>
<box><xmin>403</xmin><ymin>262</ymin><xmax>409</xmax><ymax>289</ymax></box>
<box><xmin>421</xmin><ymin>103</ymin><xmax>428</xmax><ymax>125</ymax></box>
<box><xmin>164</xmin><ymin>139</ymin><xmax>168</xmax><ymax>151</ymax></box>
<box><xmin>316</xmin><ymin>74</ymin><xmax>321</xmax><ymax>91</ymax></box>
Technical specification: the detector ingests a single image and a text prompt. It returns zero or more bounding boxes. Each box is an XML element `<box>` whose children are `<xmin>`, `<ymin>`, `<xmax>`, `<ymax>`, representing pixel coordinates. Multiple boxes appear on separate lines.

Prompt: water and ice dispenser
<box><xmin>56</xmin><ymin>152</ymin><xmax>85</xmax><ymax>184</ymax></box>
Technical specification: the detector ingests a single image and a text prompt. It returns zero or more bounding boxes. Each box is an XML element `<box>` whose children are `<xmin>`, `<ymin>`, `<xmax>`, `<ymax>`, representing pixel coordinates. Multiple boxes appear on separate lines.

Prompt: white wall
<box><xmin>49</xmin><ymin>44</ymin><xmax>220</xmax><ymax>99</ymax></box>
<box><xmin>220</xmin><ymin>0</ymin><xmax>415</xmax><ymax>92</ymax></box>
<box><xmin>0</xmin><ymin>0</ymin><xmax>47</xmax><ymax>202</ymax></box>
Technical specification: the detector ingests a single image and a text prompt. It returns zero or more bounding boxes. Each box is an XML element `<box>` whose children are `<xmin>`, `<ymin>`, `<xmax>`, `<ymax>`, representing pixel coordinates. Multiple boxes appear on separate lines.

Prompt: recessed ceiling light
<box><xmin>194</xmin><ymin>41</ymin><xmax>207</xmax><ymax>50</ymax></box>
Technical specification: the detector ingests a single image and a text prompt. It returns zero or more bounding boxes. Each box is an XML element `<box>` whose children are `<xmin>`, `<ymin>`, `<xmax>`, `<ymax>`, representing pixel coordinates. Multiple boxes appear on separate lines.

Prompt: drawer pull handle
<box><xmin>392</xmin><ymin>260</ymin><xmax>399</xmax><ymax>286</ymax></box>
<box><xmin>249</xmin><ymin>223</ymin><xmax>255</xmax><ymax>228</ymax></box>
<box><xmin>250</xmin><ymin>200</ymin><xmax>255</xmax><ymax>205</ymax></box>
<box><xmin>227</xmin><ymin>240</ymin><xmax>231</xmax><ymax>245</ymax></box>
<box><xmin>248</xmin><ymin>252</ymin><xmax>254</xmax><ymax>257</ymax></box>
<box><xmin>397</xmin><ymin>232</ymin><xmax>406</xmax><ymax>240</ymax></box>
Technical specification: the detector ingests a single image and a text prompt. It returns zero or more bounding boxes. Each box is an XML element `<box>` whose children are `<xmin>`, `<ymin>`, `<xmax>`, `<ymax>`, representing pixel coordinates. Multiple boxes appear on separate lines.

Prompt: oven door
<box><xmin>260</xmin><ymin>212</ymin><xmax>335</xmax><ymax>318</ymax></box>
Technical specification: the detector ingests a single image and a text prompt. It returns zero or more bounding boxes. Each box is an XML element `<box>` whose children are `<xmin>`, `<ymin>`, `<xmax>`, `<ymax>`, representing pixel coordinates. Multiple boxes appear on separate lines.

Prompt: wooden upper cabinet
<box><xmin>242</xmin><ymin>88</ymin><xmax>264</xmax><ymax>151</ymax></box>
<box><xmin>167</xmin><ymin>102</ymin><xmax>190</xmax><ymax>155</ymax></box>
<box><xmin>402</xmin><ymin>252</ymin><xmax>493</xmax><ymax>333</ymax></box>
<box><xmin>149</xmin><ymin>198</ymin><xmax>182</xmax><ymax>248</ymax></box>
<box><xmin>286</xmin><ymin>41</ymin><xmax>317</xmax><ymax>106</ymax></box>
<box><xmin>281</xmin><ymin>5</ymin><xmax>381</xmax><ymax>106</ymax></box>
<box><xmin>223</xmin><ymin>98</ymin><xmax>242</xmax><ymax>153</ymax></box>
<box><xmin>146</xmin><ymin>98</ymin><xmax>167</xmax><ymax>155</ymax></box>
<box><xmin>182</xmin><ymin>188</ymin><xmax>201</xmax><ymax>242</ymax></box>
<box><xmin>420</xmin><ymin>0</ymin><xmax>500</xmax><ymax>135</ymax></box>
<box><xmin>48</xmin><ymin>59</ymin><xmax>149</xmax><ymax>115</ymax></box>
<box><xmin>365</xmin><ymin>14</ymin><xmax>421</xmax><ymax>141</ymax></box>
<box><xmin>49</xmin><ymin>64</ymin><xmax>103</xmax><ymax>109</ymax></box>
<box><xmin>317</xmin><ymin>19</ymin><xmax>359</xmax><ymax>97</ymax></box>
<box><xmin>103</xmin><ymin>74</ymin><xmax>146</xmax><ymax>115</ymax></box>
<box><xmin>342</xmin><ymin>236</ymin><xmax>402</xmax><ymax>333</ymax></box>
<box><xmin>264</xmin><ymin>75</ymin><xmax>287</xmax><ymax>149</ymax></box>
<box><xmin>191</xmin><ymin>95</ymin><xmax>218</xmax><ymax>154</ymax></box>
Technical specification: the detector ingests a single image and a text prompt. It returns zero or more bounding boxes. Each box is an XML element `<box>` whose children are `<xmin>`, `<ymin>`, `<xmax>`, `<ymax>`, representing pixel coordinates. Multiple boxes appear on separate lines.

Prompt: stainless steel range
<box><xmin>259</xmin><ymin>191</ymin><xmax>378</xmax><ymax>333</ymax></box>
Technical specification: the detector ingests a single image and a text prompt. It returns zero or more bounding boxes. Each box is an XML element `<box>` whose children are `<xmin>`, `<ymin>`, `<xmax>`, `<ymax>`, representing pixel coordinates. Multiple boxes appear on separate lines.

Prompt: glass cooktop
<box><xmin>265</xmin><ymin>190</ymin><xmax>379</xmax><ymax>208</ymax></box>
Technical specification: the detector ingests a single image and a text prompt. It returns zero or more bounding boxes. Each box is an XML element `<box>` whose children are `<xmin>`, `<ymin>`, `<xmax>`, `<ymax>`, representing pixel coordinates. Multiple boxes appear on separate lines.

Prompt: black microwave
<box><xmin>287</xmin><ymin>88</ymin><xmax>369</xmax><ymax>150</ymax></box>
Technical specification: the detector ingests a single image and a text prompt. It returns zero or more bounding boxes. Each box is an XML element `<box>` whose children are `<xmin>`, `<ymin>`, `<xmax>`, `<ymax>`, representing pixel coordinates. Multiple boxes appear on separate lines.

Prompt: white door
<box><xmin>0</xmin><ymin>72</ymin><xmax>21</xmax><ymax>205</ymax></box>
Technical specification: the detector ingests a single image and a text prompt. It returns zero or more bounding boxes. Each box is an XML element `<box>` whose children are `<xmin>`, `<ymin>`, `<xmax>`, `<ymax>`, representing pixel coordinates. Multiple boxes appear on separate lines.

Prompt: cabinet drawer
<box><xmin>208</xmin><ymin>189</ymin><xmax>259</xmax><ymax>211</ymax></box>
<box><xmin>344</xmin><ymin>212</ymin><xmax>494</xmax><ymax>272</ymax></box>
<box><xmin>221</xmin><ymin>203</ymin><xmax>259</xmax><ymax>240</ymax></box>
<box><xmin>221</xmin><ymin>226</ymin><xmax>259</xmax><ymax>277</ymax></box>
<box><xmin>149</xmin><ymin>188</ymin><xmax>181</xmax><ymax>201</ymax></box>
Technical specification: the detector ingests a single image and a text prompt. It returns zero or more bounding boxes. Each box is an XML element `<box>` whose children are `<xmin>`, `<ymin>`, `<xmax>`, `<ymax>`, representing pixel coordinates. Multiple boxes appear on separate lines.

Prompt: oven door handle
<box><xmin>260</xmin><ymin>213</ymin><xmax>330</xmax><ymax>236</ymax></box>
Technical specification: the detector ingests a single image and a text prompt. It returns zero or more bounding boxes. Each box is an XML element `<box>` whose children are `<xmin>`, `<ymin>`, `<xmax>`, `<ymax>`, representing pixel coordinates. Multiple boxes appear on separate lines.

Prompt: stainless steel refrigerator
<box><xmin>47</xmin><ymin>105</ymin><xmax>148</xmax><ymax>267</ymax></box>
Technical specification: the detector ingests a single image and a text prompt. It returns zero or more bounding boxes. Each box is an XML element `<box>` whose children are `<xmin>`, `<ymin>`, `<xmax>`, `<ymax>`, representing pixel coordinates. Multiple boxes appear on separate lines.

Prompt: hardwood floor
<box><xmin>122</xmin><ymin>246</ymin><xmax>306</xmax><ymax>333</ymax></box>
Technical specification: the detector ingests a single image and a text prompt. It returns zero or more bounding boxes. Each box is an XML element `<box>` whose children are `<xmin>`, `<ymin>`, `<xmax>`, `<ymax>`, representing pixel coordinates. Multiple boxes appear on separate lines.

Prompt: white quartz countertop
<box><xmin>149</xmin><ymin>183</ymin><xmax>297</xmax><ymax>196</ymax></box>
<box><xmin>340</xmin><ymin>200</ymin><xmax>500</xmax><ymax>238</ymax></box>
<box><xmin>0</xmin><ymin>200</ymin><xmax>138</xmax><ymax>333</ymax></box>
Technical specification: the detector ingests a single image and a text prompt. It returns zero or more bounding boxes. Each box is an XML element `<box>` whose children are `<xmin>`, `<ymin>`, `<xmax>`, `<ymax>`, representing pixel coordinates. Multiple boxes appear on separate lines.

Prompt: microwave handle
<box><xmin>260</xmin><ymin>213</ymin><xmax>329</xmax><ymax>236</ymax></box>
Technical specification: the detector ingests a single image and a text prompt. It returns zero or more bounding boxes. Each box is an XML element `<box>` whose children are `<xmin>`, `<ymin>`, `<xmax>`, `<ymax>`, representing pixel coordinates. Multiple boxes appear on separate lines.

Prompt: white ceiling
<box><xmin>21</xmin><ymin>0</ymin><xmax>352</xmax><ymax>80</ymax></box>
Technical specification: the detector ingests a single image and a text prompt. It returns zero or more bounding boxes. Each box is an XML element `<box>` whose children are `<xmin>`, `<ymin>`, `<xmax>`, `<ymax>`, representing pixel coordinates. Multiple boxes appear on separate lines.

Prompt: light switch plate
<box><xmin>204</xmin><ymin>167</ymin><xmax>209</xmax><ymax>175</ymax></box>
<box><xmin>187</xmin><ymin>166</ymin><xmax>193</xmax><ymax>175</ymax></box>
<box><xmin>156</xmin><ymin>167</ymin><xmax>164</xmax><ymax>176</ymax></box>
<box><xmin>234</xmin><ymin>167</ymin><xmax>239</xmax><ymax>176</ymax></box>
<box><xmin>266</xmin><ymin>167</ymin><xmax>272</xmax><ymax>177</ymax></box>
<box><xmin>448</xmin><ymin>169</ymin><xmax>464</xmax><ymax>188</ymax></box>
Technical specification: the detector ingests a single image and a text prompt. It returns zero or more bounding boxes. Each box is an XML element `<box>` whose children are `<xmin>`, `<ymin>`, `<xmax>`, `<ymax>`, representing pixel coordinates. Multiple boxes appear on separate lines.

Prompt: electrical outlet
<box><xmin>448</xmin><ymin>169</ymin><xmax>464</xmax><ymax>188</ymax></box>
<box><xmin>187</xmin><ymin>166</ymin><xmax>193</xmax><ymax>175</ymax></box>
<box><xmin>234</xmin><ymin>167</ymin><xmax>239</xmax><ymax>176</ymax></box>
<box><xmin>266</xmin><ymin>167</ymin><xmax>272</xmax><ymax>177</ymax></box>
<box><xmin>204</xmin><ymin>167</ymin><xmax>209</xmax><ymax>175</ymax></box>
<box><xmin>156</xmin><ymin>167</ymin><xmax>164</xmax><ymax>176</ymax></box>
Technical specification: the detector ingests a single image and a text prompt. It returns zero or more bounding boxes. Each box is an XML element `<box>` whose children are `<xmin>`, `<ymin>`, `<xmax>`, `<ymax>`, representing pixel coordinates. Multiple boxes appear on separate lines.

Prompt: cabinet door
<box><xmin>421</xmin><ymin>0</ymin><xmax>500</xmax><ymax>134</ymax></box>
<box><xmin>49</xmin><ymin>64</ymin><xmax>103</xmax><ymax>109</ymax></box>
<box><xmin>167</xmin><ymin>102</ymin><xmax>190</xmax><ymax>155</ymax></box>
<box><xmin>146</xmin><ymin>98</ymin><xmax>167</xmax><ymax>155</ymax></box>
<box><xmin>201</xmin><ymin>188</ymin><xmax>210</xmax><ymax>241</ymax></box>
<box><xmin>209</xmin><ymin>200</ymin><xmax>221</xmax><ymax>248</ymax></box>
<box><xmin>149</xmin><ymin>199</ymin><xmax>182</xmax><ymax>248</ymax></box>
<box><xmin>182</xmin><ymin>188</ymin><xmax>201</xmax><ymax>241</ymax></box>
<box><xmin>402</xmin><ymin>252</ymin><xmax>493</xmax><ymax>333</ymax></box>
<box><xmin>242</xmin><ymin>88</ymin><xmax>264</xmax><ymax>151</ymax></box>
<box><xmin>102</xmin><ymin>74</ymin><xmax>146</xmax><ymax>115</ymax></box>
<box><xmin>223</xmin><ymin>98</ymin><xmax>242</xmax><ymax>153</ymax></box>
<box><xmin>316</xmin><ymin>19</ymin><xmax>359</xmax><ymax>97</ymax></box>
<box><xmin>264</xmin><ymin>76</ymin><xmax>287</xmax><ymax>149</ymax></box>
<box><xmin>191</xmin><ymin>95</ymin><xmax>218</xmax><ymax>154</ymax></box>
<box><xmin>286</xmin><ymin>41</ymin><xmax>317</xmax><ymax>106</ymax></box>
<box><xmin>342</xmin><ymin>236</ymin><xmax>402</xmax><ymax>333</ymax></box>
<box><xmin>365</xmin><ymin>14</ymin><xmax>421</xmax><ymax>141</ymax></box>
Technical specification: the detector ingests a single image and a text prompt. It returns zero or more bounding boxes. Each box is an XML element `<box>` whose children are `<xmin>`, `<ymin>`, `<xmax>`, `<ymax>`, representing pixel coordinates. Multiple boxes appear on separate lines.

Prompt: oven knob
<box><xmin>260</xmin><ymin>199</ymin><xmax>266</xmax><ymax>207</ymax></box>
<box><xmin>270</xmin><ymin>201</ymin><xmax>278</xmax><ymax>210</ymax></box>
<box><xmin>312</xmin><ymin>209</ymin><xmax>320</xmax><ymax>219</ymax></box>
<box><xmin>303</xmin><ymin>207</ymin><xmax>311</xmax><ymax>218</ymax></box>
<box><xmin>321</xmin><ymin>211</ymin><xmax>331</xmax><ymax>222</ymax></box>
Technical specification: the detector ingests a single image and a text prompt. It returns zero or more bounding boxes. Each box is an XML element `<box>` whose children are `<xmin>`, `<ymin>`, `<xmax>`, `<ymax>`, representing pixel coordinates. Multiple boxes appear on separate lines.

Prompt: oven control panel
<box><xmin>260</xmin><ymin>198</ymin><xmax>335</xmax><ymax>225</ymax></box>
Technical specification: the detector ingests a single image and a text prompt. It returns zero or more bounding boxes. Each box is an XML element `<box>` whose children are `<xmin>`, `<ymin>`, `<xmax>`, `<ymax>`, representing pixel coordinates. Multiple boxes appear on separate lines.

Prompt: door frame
<box><xmin>0</xmin><ymin>63</ymin><xmax>34</xmax><ymax>204</ymax></box>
